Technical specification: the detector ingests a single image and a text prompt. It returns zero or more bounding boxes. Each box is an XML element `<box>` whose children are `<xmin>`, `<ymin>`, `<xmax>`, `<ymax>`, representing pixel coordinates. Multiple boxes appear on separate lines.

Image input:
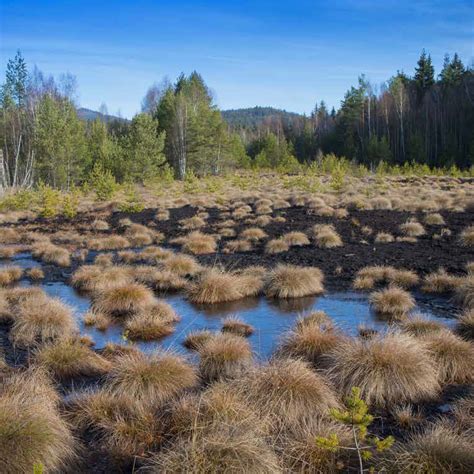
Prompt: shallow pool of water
<box><xmin>29</xmin><ymin>280</ymin><xmax>457</xmax><ymax>358</ymax></box>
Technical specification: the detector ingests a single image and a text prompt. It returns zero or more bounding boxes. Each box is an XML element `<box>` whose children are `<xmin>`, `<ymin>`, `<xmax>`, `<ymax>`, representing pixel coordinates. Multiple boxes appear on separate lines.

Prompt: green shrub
<box><xmin>37</xmin><ymin>182</ymin><xmax>61</xmax><ymax>218</ymax></box>
<box><xmin>89</xmin><ymin>162</ymin><xmax>117</xmax><ymax>201</ymax></box>
<box><xmin>118</xmin><ymin>185</ymin><xmax>144</xmax><ymax>213</ymax></box>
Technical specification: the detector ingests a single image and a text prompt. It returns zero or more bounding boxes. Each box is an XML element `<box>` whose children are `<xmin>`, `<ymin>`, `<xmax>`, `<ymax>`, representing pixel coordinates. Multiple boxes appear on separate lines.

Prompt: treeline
<box><xmin>0</xmin><ymin>52</ymin><xmax>246</xmax><ymax>191</ymax></box>
<box><xmin>234</xmin><ymin>51</ymin><xmax>474</xmax><ymax>169</ymax></box>
<box><xmin>1</xmin><ymin>50</ymin><xmax>473</xmax><ymax>192</ymax></box>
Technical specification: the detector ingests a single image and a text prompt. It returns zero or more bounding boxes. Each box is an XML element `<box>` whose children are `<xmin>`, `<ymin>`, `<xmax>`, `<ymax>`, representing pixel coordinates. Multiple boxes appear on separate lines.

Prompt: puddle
<box><xmin>1</xmin><ymin>252</ymin><xmax>42</xmax><ymax>269</ymax></box>
<box><xmin>24</xmin><ymin>280</ymin><xmax>456</xmax><ymax>358</ymax></box>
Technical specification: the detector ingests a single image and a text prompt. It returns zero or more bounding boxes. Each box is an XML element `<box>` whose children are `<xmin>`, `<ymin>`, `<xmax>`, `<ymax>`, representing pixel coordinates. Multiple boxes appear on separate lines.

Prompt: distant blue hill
<box><xmin>221</xmin><ymin>106</ymin><xmax>303</xmax><ymax>128</ymax></box>
<box><xmin>77</xmin><ymin>107</ymin><xmax>128</xmax><ymax>123</ymax></box>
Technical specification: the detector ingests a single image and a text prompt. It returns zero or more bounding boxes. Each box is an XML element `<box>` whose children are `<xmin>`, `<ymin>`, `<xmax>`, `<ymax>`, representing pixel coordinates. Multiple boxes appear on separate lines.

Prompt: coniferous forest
<box><xmin>1</xmin><ymin>49</ymin><xmax>473</xmax><ymax>191</ymax></box>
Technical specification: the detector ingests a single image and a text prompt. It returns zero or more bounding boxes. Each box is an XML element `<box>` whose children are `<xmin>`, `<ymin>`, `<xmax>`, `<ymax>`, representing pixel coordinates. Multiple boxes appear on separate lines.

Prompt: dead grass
<box><xmin>161</xmin><ymin>253</ymin><xmax>201</xmax><ymax>276</ymax></box>
<box><xmin>295</xmin><ymin>311</ymin><xmax>332</xmax><ymax>330</ymax></box>
<box><xmin>460</xmin><ymin>225</ymin><xmax>474</xmax><ymax>246</ymax></box>
<box><xmin>93</xmin><ymin>282</ymin><xmax>155</xmax><ymax>316</ymax></box>
<box><xmin>312</xmin><ymin>224</ymin><xmax>343</xmax><ymax>248</ymax></box>
<box><xmin>265</xmin><ymin>264</ymin><xmax>324</xmax><ymax>298</ymax></box>
<box><xmin>198</xmin><ymin>333</ymin><xmax>253</xmax><ymax>382</ymax></box>
<box><xmin>400</xmin><ymin>219</ymin><xmax>425</xmax><ymax>237</ymax></box>
<box><xmin>156</xmin><ymin>209</ymin><xmax>170</xmax><ymax>221</ymax></box>
<box><xmin>91</xmin><ymin>219</ymin><xmax>110</xmax><ymax>231</ymax></box>
<box><xmin>183</xmin><ymin>330</ymin><xmax>215</xmax><ymax>351</ymax></box>
<box><xmin>0</xmin><ymin>227</ymin><xmax>20</xmax><ymax>244</ymax></box>
<box><xmin>10</xmin><ymin>296</ymin><xmax>76</xmax><ymax>347</ymax></box>
<box><xmin>224</xmin><ymin>239</ymin><xmax>252</xmax><ymax>253</ymax></box>
<box><xmin>180</xmin><ymin>231</ymin><xmax>216</xmax><ymax>254</ymax></box>
<box><xmin>187</xmin><ymin>268</ymin><xmax>243</xmax><ymax>304</ymax></box>
<box><xmin>399</xmin><ymin>315</ymin><xmax>445</xmax><ymax>337</ymax></box>
<box><xmin>384</xmin><ymin>422</ymin><xmax>474</xmax><ymax>473</ymax></box>
<box><xmin>88</xmin><ymin>235</ymin><xmax>130</xmax><ymax>250</ymax></box>
<box><xmin>391</xmin><ymin>404</ymin><xmax>424</xmax><ymax>428</ymax></box>
<box><xmin>0</xmin><ymin>265</ymin><xmax>23</xmax><ymax>286</ymax></box>
<box><xmin>106</xmin><ymin>351</ymin><xmax>198</xmax><ymax>405</ymax></box>
<box><xmin>240</xmin><ymin>227</ymin><xmax>267</xmax><ymax>241</ymax></box>
<box><xmin>375</xmin><ymin>232</ymin><xmax>394</xmax><ymax>243</ymax></box>
<box><xmin>125</xmin><ymin>301</ymin><xmax>178</xmax><ymax>340</ymax></box>
<box><xmin>278</xmin><ymin>323</ymin><xmax>344</xmax><ymax>366</ymax></box>
<box><xmin>94</xmin><ymin>252</ymin><xmax>114</xmax><ymax>266</ymax></box>
<box><xmin>370</xmin><ymin>286</ymin><xmax>415</xmax><ymax>319</ymax></box>
<box><xmin>26</xmin><ymin>266</ymin><xmax>45</xmax><ymax>280</ymax></box>
<box><xmin>0</xmin><ymin>246</ymin><xmax>19</xmax><ymax>259</ymax></box>
<box><xmin>422</xmin><ymin>269</ymin><xmax>460</xmax><ymax>293</ymax></box>
<box><xmin>180</xmin><ymin>215</ymin><xmax>206</xmax><ymax>230</ymax></box>
<box><xmin>282</xmin><ymin>231</ymin><xmax>310</xmax><ymax>247</ymax></box>
<box><xmin>324</xmin><ymin>332</ymin><xmax>440</xmax><ymax>407</ymax></box>
<box><xmin>421</xmin><ymin>330</ymin><xmax>474</xmax><ymax>384</ymax></box>
<box><xmin>221</xmin><ymin>316</ymin><xmax>254</xmax><ymax>337</ymax></box>
<box><xmin>35</xmin><ymin>338</ymin><xmax>112</xmax><ymax>378</ymax></box>
<box><xmin>71</xmin><ymin>264</ymin><xmax>133</xmax><ymax>292</ymax></box>
<box><xmin>265</xmin><ymin>238</ymin><xmax>290</xmax><ymax>254</ymax></box>
<box><xmin>83</xmin><ymin>310</ymin><xmax>112</xmax><ymax>331</ymax></box>
<box><xmin>32</xmin><ymin>242</ymin><xmax>71</xmax><ymax>266</ymax></box>
<box><xmin>424</xmin><ymin>213</ymin><xmax>445</xmax><ymax>226</ymax></box>
<box><xmin>455</xmin><ymin>275</ymin><xmax>474</xmax><ymax>309</ymax></box>
<box><xmin>0</xmin><ymin>368</ymin><xmax>75</xmax><ymax>474</ymax></box>
<box><xmin>456</xmin><ymin>310</ymin><xmax>474</xmax><ymax>340</ymax></box>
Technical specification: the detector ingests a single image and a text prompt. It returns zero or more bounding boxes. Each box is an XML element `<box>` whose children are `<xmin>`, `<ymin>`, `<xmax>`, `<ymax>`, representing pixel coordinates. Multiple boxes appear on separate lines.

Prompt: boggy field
<box><xmin>1</xmin><ymin>173</ymin><xmax>474</xmax><ymax>473</ymax></box>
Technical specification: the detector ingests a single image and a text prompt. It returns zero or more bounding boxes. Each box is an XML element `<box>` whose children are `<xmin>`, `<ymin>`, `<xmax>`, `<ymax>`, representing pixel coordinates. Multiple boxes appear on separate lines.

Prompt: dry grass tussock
<box><xmin>383</xmin><ymin>421</ymin><xmax>474</xmax><ymax>473</ymax></box>
<box><xmin>369</xmin><ymin>286</ymin><xmax>415</xmax><ymax>319</ymax></box>
<box><xmin>455</xmin><ymin>275</ymin><xmax>474</xmax><ymax>309</ymax></box>
<box><xmin>421</xmin><ymin>330</ymin><xmax>474</xmax><ymax>384</ymax></box>
<box><xmin>92</xmin><ymin>282</ymin><xmax>155</xmax><ymax>316</ymax></box>
<box><xmin>221</xmin><ymin>316</ymin><xmax>254</xmax><ymax>337</ymax></box>
<box><xmin>265</xmin><ymin>238</ymin><xmax>290</xmax><ymax>254</ymax></box>
<box><xmin>0</xmin><ymin>245</ymin><xmax>20</xmax><ymax>259</ymax></box>
<box><xmin>323</xmin><ymin>332</ymin><xmax>440</xmax><ymax>407</ymax></box>
<box><xmin>0</xmin><ymin>368</ymin><xmax>75</xmax><ymax>474</ymax></box>
<box><xmin>399</xmin><ymin>315</ymin><xmax>445</xmax><ymax>337</ymax></box>
<box><xmin>66</xmin><ymin>389</ymin><xmax>163</xmax><ymax>459</ymax></box>
<box><xmin>282</xmin><ymin>231</ymin><xmax>310</xmax><ymax>247</ymax></box>
<box><xmin>125</xmin><ymin>301</ymin><xmax>179</xmax><ymax>340</ymax></box>
<box><xmin>0</xmin><ymin>265</ymin><xmax>22</xmax><ymax>286</ymax></box>
<box><xmin>265</xmin><ymin>264</ymin><xmax>324</xmax><ymax>298</ymax></box>
<box><xmin>375</xmin><ymin>232</ymin><xmax>394</xmax><ymax>243</ymax></box>
<box><xmin>180</xmin><ymin>215</ymin><xmax>206</xmax><ymax>230</ymax></box>
<box><xmin>354</xmin><ymin>265</ymin><xmax>418</xmax><ymax>290</ymax></box>
<box><xmin>460</xmin><ymin>225</ymin><xmax>474</xmax><ymax>246</ymax></box>
<box><xmin>161</xmin><ymin>253</ymin><xmax>201</xmax><ymax>276</ymax></box>
<box><xmin>0</xmin><ymin>227</ymin><xmax>20</xmax><ymax>244</ymax></box>
<box><xmin>10</xmin><ymin>295</ymin><xmax>76</xmax><ymax>347</ymax></box>
<box><xmin>35</xmin><ymin>338</ymin><xmax>112</xmax><ymax>378</ymax></box>
<box><xmin>106</xmin><ymin>351</ymin><xmax>198</xmax><ymax>405</ymax></box>
<box><xmin>26</xmin><ymin>266</ymin><xmax>44</xmax><ymax>280</ymax></box>
<box><xmin>83</xmin><ymin>310</ymin><xmax>112</xmax><ymax>331</ymax></box>
<box><xmin>456</xmin><ymin>310</ymin><xmax>474</xmax><ymax>340</ymax></box>
<box><xmin>198</xmin><ymin>333</ymin><xmax>253</xmax><ymax>382</ymax></box>
<box><xmin>240</xmin><ymin>227</ymin><xmax>267</xmax><ymax>241</ymax></box>
<box><xmin>232</xmin><ymin>358</ymin><xmax>339</xmax><ymax>428</ymax></box>
<box><xmin>400</xmin><ymin>219</ymin><xmax>425</xmax><ymax>237</ymax></box>
<box><xmin>421</xmin><ymin>269</ymin><xmax>461</xmax><ymax>293</ymax></box>
<box><xmin>180</xmin><ymin>231</ymin><xmax>217</xmax><ymax>254</ymax></box>
<box><xmin>183</xmin><ymin>329</ymin><xmax>215</xmax><ymax>351</ymax></box>
<box><xmin>312</xmin><ymin>224</ymin><xmax>343</xmax><ymax>248</ymax></box>
<box><xmin>32</xmin><ymin>242</ymin><xmax>71</xmax><ymax>266</ymax></box>
<box><xmin>424</xmin><ymin>212</ymin><xmax>445</xmax><ymax>226</ymax></box>
<box><xmin>71</xmin><ymin>264</ymin><xmax>133</xmax><ymax>292</ymax></box>
<box><xmin>224</xmin><ymin>239</ymin><xmax>252</xmax><ymax>253</ymax></box>
<box><xmin>295</xmin><ymin>310</ymin><xmax>333</xmax><ymax>330</ymax></box>
<box><xmin>278</xmin><ymin>322</ymin><xmax>344</xmax><ymax>367</ymax></box>
<box><xmin>88</xmin><ymin>235</ymin><xmax>130</xmax><ymax>250</ymax></box>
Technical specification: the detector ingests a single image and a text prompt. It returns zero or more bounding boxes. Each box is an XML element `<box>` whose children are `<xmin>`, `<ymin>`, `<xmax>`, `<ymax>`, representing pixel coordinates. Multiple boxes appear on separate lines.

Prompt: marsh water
<box><xmin>4</xmin><ymin>254</ymin><xmax>457</xmax><ymax>358</ymax></box>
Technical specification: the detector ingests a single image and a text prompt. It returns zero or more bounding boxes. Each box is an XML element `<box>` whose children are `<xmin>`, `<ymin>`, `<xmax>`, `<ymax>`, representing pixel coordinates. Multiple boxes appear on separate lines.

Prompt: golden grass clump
<box><xmin>324</xmin><ymin>332</ymin><xmax>440</xmax><ymax>407</ymax></box>
<box><xmin>400</xmin><ymin>219</ymin><xmax>425</xmax><ymax>237</ymax></box>
<box><xmin>265</xmin><ymin>238</ymin><xmax>290</xmax><ymax>254</ymax></box>
<box><xmin>181</xmin><ymin>231</ymin><xmax>217</xmax><ymax>254</ymax></box>
<box><xmin>460</xmin><ymin>224</ymin><xmax>474</xmax><ymax>246</ymax></box>
<box><xmin>456</xmin><ymin>310</ymin><xmax>474</xmax><ymax>340</ymax></box>
<box><xmin>125</xmin><ymin>301</ymin><xmax>178</xmax><ymax>340</ymax></box>
<box><xmin>0</xmin><ymin>246</ymin><xmax>19</xmax><ymax>259</ymax></box>
<box><xmin>10</xmin><ymin>296</ymin><xmax>76</xmax><ymax>347</ymax></box>
<box><xmin>369</xmin><ymin>286</ymin><xmax>415</xmax><ymax>319</ymax></box>
<box><xmin>26</xmin><ymin>266</ymin><xmax>45</xmax><ymax>280</ymax></box>
<box><xmin>156</xmin><ymin>208</ymin><xmax>170</xmax><ymax>221</ymax></box>
<box><xmin>106</xmin><ymin>351</ymin><xmax>198</xmax><ymax>405</ymax></box>
<box><xmin>236</xmin><ymin>358</ymin><xmax>339</xmax><ymax>426</ymax></box>
<box><xmin>221</xmin><ymin>316</ymin><xmax>254</xmax><ymax>337</ymax></box>
<box><xmin>399</xmin><ymin>315</ymin><xmax>445</xmax><ymax>337</ymax></box>
<box><xmin>198</xmin><ymin>333</ymin><xmax>253</xmax><ymax>382</ymax></box>
<box><xmin>88</xmin><ymin>235</ymin><xmax>130</xmax><ymax>250</ymax></box>
<box><xmin>282</xmin><ymin>231</ymin><xmax>310</xmax><ymax>247</ymax></box>
<box><xmin>0</xmin><ymin>368</ymin><xmax>75</xmax><ymax>474</ymax></box>
<box><xmin>94</xmin><ymin>252</ymin><xmax>114</xmax><ymax>266</ymax></box>
<box><xmin>424</xmin><ymin>212</ymin><xmax>445</xmax><ymax>226</ymax></box>
<box><xmin>0</xmin><ymin>227</ymin><xmax>20</xmax><ymax>244</ymax></box>
<box><xmin>91</xmin><ymin>219</ymin><xmax>110</xmax><ymax>231</ymax></box>
<box><xmin>312</xmin><ymin>224</ymin><xmax>343</xmax><ymax>248</ymax></box>
<box><xmin>370</xmin><ymin>196</ymin><xmax>392</xmax><ymax>210</ymax></box>
<box><xmin>278</xmin><ymin>323</ymin><xmax>344</xmax><ymax>366</ymax></box>
<box><xmin>421</xmin><ymin>269</ymin><xmax>460</xmax><ymax>293</ymax></box>
<box><xmin>455</xmin><ymin>275</ymin><xmax>474</xmax><ymax>309</ymax></box>
<box><xmin>388</xmin><ymin>269</ymin><xmax>419</xmax><ymax>288</ymax></box>
<box><xmin>375</xmin><ymin>232</ymin><xmax>394</xmax><ymax>243</ymax></box>
<box><xmin>161</xmin><ymin>253</ymin><xmax>201</xmax><ymax>276</ymax></box>
<box><xmin>183</xmin><ymin>329</ymin><xmax>215</xmax><ymax>351</ymax></box>
<box><xmin>83</xmin><ymin>310</ymin><xmax>112</xmax><ymax>331</ymax></box>
<box><xmin>295</xmin><ymin>310</ymin><xmax>332</xmax><ymax>330</ymax></box>
<box><xmin>277</xmin><ymin>415</ymin><xmax>353</xmax><ymax>473</ymax></box>
<box><xmin>265</xmin><ymin>264</ymin><xmax>324</xmax><ymax>298</ymax></box>
<box><xmin>32</xmin><ymin>242</ymin><xmax>71</xmax><ymax>266</ymax></box>
<box><xmin>421</xmin><ymin>330</ymin><xmax>474</xmax><ymax>384</ymax></box>
<box><xmin>224</xmin><ymin>239</ymin><xmax>252</xmax><ymax>253</ymax></box>
<box><xmin>71</xmin><ymin>264</ymin><xmax>133</xmax><ymax>292</ymax></box>
<box><xmin>35</xmin><ymin>338</ymin><xmax>112</xmax><ymax>378</ymax></box>
<box><xmin>66</xmin><ymin>389</ymin><xmax>163</xmax><ymax>459</ymax></box>
<box><xmin>180</xmin><ymin>215</ymin><xmax>206</xmax><ymax>230</ymax></box>
<box><xmin>0</xmin><ymin>265</ymin><xmax>23</xmax><ymax>286</ymax></box>
<box><xmin>93</xmin><ymin>282</ymin><xmax>155</xmax><ymax>316</ymax></box>
<box><xmin>384</xmin><ymin>422</ymin><xmax>474</xmax><ymax>473</ymax></box>
<box><xmin>187</xmin><ymin>268</ymin><xmax>243</xmax><ymax>304</ymax></box>
<box><xmin>240</xmin><ymin>227</ymin><xmax>267</xmax><ymax>241</ymax></box>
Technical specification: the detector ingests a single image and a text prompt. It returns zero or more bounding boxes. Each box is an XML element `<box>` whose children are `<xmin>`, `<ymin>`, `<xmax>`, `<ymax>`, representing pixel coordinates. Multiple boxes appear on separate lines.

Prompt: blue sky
<box><xmin>1</xmin><ymin>0</ymin><xmax>472</xmax><ymax>118</ymax></box>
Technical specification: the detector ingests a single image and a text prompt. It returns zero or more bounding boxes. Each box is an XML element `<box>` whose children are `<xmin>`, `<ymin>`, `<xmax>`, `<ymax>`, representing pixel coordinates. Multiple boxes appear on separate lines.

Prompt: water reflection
<box><xmin>27</xmin><ymin>280</ymin><xmax>456</xmax><ymax>359</ymax></box>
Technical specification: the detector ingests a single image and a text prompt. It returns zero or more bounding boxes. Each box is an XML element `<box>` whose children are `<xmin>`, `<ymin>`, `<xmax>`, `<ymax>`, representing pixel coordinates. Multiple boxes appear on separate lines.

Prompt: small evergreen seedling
<box><xmin>316</xmin><ymin>387</ymin><xmax>394</xmax><ymax>473</ymax></box>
